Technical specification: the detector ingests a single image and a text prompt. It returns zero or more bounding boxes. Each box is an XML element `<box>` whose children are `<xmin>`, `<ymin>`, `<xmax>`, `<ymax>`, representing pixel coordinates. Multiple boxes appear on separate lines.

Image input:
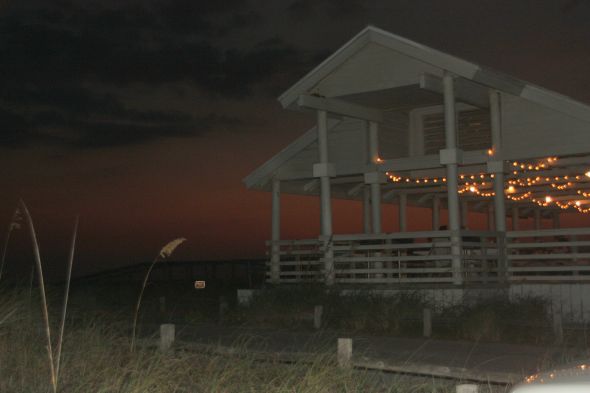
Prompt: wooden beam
<box><xmin>417</xmin><ymin>194</ymin><xmax>434</xmax><ymax>204</ymax></box>
<box><xmin>420</xmin><ymin>73</ymin><xmax>489</xmax><ymax>108</ymax></box>
<box><xmin>347</xmin><ymin>183</ymin><xmax>364</xmax><ymax>196</ymax></box>
<box><xmin>297</xmin><ymin>95</ymin><xmax>384</xmax><ymax>123</ymax></box>
<box><xmin>303</xmin><ymin>179</ymin><xmax>319</xmax><ymax>192</ymax></box>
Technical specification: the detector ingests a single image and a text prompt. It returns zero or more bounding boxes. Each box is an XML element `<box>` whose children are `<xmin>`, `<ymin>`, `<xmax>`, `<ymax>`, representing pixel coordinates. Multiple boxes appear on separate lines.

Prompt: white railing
<box><xmin>267</xmin><ymin>230</ymin><xmax>502</xmax><ymax>284</ymax></box>
<box><xmin>266</xmin><ymin>228</ymin><xmax>590</xmax><ymax>285</ymax></box>
<box><xmin>265</xmin><ymin>239</ymin><xmax>324</xmax><ymax>282</ymax></box>
<box><xmin>506</xmin><ymin>227</ymin><xmax>590</xmax><ymax>282</ymax></box>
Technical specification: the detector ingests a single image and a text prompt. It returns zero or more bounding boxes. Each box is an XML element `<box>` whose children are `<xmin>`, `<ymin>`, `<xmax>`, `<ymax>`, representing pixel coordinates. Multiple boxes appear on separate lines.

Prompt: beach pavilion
<box><xmin>244</xmin><ymin>26</ymin><xmax>590</xmax><ymax>312</ymax></box>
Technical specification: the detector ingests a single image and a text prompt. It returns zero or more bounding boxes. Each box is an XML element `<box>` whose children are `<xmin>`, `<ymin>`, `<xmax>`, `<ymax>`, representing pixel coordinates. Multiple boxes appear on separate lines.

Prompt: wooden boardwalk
<box><xmin>154</xmin><ymin>323</ymin><xmax>569</xmax><ymax>385</ymax></box>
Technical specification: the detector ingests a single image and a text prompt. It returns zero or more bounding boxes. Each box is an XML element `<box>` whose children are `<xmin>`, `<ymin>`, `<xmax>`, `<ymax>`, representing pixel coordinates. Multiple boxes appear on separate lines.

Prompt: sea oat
<box><xmin>159</xmin><ymin>238</ymin><xmax>187</xmax><ymax>259</ymax></box>
<box><xmin>131</xmin><ymin>237</ymin><xmax>187</xmax><ymax>351</ymax></box>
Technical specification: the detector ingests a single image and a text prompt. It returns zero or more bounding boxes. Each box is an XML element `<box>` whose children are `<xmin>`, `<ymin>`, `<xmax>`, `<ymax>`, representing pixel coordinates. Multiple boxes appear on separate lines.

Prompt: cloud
<box><xmin>287</xmin><ymin>0</ymin><xmax>367</xmax><ymax>19</ymax></box>
<box><xmin>0</xmin><ymin>85</ymin><xmax>247</xmax><ymax>149</ymax></box>
<box><xmin>0</xmin><ymin>1</ymin><xmax>298</xmax><ymax>148</ymax></box>
<box><xmin>0</xmin><ymin>1</ymin><xmax>294</xmax><ymax>95</ymax></box>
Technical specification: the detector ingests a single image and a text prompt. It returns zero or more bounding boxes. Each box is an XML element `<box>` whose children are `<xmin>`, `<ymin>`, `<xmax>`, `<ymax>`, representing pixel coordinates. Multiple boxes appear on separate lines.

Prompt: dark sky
<box><xmin>2</xmin><ymin>0</ymin><xmax>590</xmax><ymax>278</ymax></box>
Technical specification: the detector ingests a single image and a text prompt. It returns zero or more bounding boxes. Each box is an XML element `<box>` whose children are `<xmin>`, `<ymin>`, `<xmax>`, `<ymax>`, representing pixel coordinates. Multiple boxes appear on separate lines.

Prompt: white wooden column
<box><xmin>270</xmin><ymin>178</ymin><xmax>281</xmax><ymax>283</ymax></box>
<box><xmin>489</xmin><ymin>90</ymin><xmax>506</xmax><ymax>232</ymax></box>
<box><xmin>315</xmin><ymin>110</ymin><xmax>334</xmax><ymax>285</ymax></box>
<box><xmin>511</xmin><ymin>206</ymin><xmax>519</xmax><ymax>231</ymax></box>
<box><xmin>399</xmin><ymin>193</ymin><xmax>407</xmax><ymax>232</ymax></box>
<box><xmin>488</xmin><ymin>89</ymin><xmax>508</xmax><ymax>280</ymax></box>
<box><xmin>461</xmin><ymin>200</ymin><xmax>469</xmax><ymax>228</ymax></box>
<box><xmin>442</xmin><ymin>72</ymin><xmax>462</xmax><ymax>285</ymax></box>
<box><xmin>534</xmin><ymin>209</ymin><xmax>541</xmax><ymax>230</ymax></box>
<box><xmin>368</xmin><ymin>121</ymin><xmax>381</xmax><ymax>234</ymax></box>
<box><xmin>432</xmin><ymin>195</ymin><xmax>440</xmax><ymax>230</ymax></box>
<box><xmin>553</xmin><ymin>212</ymin><xmax>560</xmax><ymax>229</ymax></box>
<box><xmin>362</xmin><ymin>186</ymin><xmax>371</xmax><ymax>234</ymax></box>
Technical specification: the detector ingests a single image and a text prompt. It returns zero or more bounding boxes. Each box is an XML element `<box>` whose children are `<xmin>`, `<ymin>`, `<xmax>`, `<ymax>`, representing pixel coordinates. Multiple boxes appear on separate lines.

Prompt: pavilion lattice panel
<box><xmin>423</xmin><ymin>109</ymin><xmax>491</xmax><ymax>154</ymax></box>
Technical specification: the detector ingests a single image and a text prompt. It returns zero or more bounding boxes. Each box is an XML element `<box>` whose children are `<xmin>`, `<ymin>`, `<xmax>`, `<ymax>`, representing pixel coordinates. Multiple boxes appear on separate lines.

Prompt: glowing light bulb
<box><xmin>507</xmin><ymin>186</ymin><xmax>516</xmax><ymax>194</ymax></box>
<box><xmin>576</xmin><ymin>201</ymin><xmax>582</xmax><ymax>207</ymax></box>
<box><xmin>545</xmin><ymin>196</ymin><xmax>552</xmax><ymax>203</ymax></box>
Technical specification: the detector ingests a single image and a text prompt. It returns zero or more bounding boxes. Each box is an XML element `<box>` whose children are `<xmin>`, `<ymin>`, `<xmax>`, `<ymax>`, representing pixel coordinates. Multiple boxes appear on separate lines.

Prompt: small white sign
<box><xmin>194</xmin><ymin>280</ymin><xmax>206</xmax><ymax>289</ymax></box>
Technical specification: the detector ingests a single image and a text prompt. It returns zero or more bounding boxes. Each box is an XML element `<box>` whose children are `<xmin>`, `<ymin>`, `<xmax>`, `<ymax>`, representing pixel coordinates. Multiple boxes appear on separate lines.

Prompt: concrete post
<box><xmin>270</xmin><ymin>178</ymin><xmax>281</xmax><ymax>283</ymax></box>
<box><xmin>219</xmin><ymin>296</ymin><xmax>228</xmax><ymax>323</ymax></box>
<box><xmin>160</xmin><ymin>324</ymin><xmax>175</xmax><ymax>352</ymax></box>
<box><xmin>423</xmin><ymin>308</ymin><xmax>432</xmax><ymax>337</ymax></box>
<box><xmin>314</xmin><ymin>305</ymin><xmax>323</xmax><ymax>330</ymax></box>
<box><xmin>317</xmin><ymin>110</ymin><xmax>334</xmax><ymax>285</ymax></box>
<box><xmin>337</xmin><ymin>338</ymin><xmax>353</xmax><ymax>368</ymax></box>
<box><xmin>456</xmin><ymin>384</ymin><xmax>479</xmax><ymax>393</ymax></box>
<box><xmin>553</xmin><ymin>306</ymin><xmax>563</xmax><ymax>345</ymax></box>
<box><xmin>443</xmin><ymin>72</ymin><xmax>462</xmax><ymax>285</ymax></box>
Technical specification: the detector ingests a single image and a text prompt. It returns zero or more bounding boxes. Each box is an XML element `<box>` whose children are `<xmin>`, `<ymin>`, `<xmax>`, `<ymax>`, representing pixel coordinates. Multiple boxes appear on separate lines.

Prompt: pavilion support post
<box><xmin>367</xmin><ymin>121</ymin><xmax>384</xmax><ymax>278</ymax></box>
<box><xmin>511</xmin><ymin>206</ymin><xmax>519</xmax><ymax>231</ymax></box>
<box><xmin>315</xmin><ymin>110</ymin><xmax>334</xmax><ymax>285</ymax></box>
<box><xmin>368</xmin><ymin>121</ymin><xmax>382</xmax><ymax>234</ymax></box>
<box><xmin>534</xmin><ymin>209</ymin><xmax>541</xmax><ymax>230</ymax></box>
<box><xmin>270</xmin><ymin>178</ymin><xmax>281</xmax><ymax>283</ymax></box>
<box><xmin>442</xmin><ymin>72</ymin><xmax>463</xmax><ymax>285</ymax></box>
<box><xmin>399</xmin><ymin>193</ymin><xmax>407</xmax><ymax>232</ymax></box>
<box><xmin>432</xmin><ymin>195</ymin><xmax>441</xmax><ymax>230</ymax></box>
<box><xmin>553</xmin><ymin>212</ymin><xmax>560</xmax><ymax>229</ymax></box>
<box><xmin>461</xmin><ymin>200</ymin><xmax>468</xmax><ymax>228</ymax></box>
<box><xmin>487</xmin><ymin>89</ymin><xmax>507</xmax><ymax>280</ymax></box>
<box><xmin>363</xmin><ymin>186</ymin><xmax>371</xmax><ymax>234</ymax></box>
<box><xmin>370</xmin><ymin>184</ymin><xmax>381</xmax><ymax>233</ymax></box>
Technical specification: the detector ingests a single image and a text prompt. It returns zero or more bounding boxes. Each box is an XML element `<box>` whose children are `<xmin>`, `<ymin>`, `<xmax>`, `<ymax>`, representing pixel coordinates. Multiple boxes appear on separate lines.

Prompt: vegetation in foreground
<box><xmin>230</xmin><ymin>285</ymin><xmax>567</xmax><ymax>346</ymax></box>
<box><xmin>0</xmin><ymin>288</ymin><xmax>511</xmax><ymax>393</ymax></box>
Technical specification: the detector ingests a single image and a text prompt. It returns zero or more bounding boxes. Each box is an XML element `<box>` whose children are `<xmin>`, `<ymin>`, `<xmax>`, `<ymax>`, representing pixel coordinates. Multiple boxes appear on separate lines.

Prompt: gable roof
<box><xmin>243</xmin><ymin>118</ymin><xmax>341</xmax><ymax>189</ymax></box>
<box><xmin>244</xmin><ymin>25</ymin><xmax>590</xmax><ymax>190</ymax></box>
<box><xmin>279</xmin><ymin>25</ymin><xmax>590</xmax><ymax>123</ymax></box>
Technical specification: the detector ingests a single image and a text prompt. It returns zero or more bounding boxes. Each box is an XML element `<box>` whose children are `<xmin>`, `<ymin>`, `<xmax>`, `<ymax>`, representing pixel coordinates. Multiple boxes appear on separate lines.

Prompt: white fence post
<box><xmin>219</xmin><ymin>296</ymin><xmax>228</xmax><ymax>323</ymax></box>
<box><xmin>423</xmin><ymin>308</ymin><xmax>432</xmax><ymax>338</ymax></box>
<box><xmin>337</xmin><ymin>338</ymin><xmax>352</xmax><ymax>369</ymax></box>
<box><xmin>160</xmin><ymin>323</ymin><xmax>175</xmax><ymax>352</ymax></box>
<box><xmin>553</xmin><ymin>307</ymin><xmax>563</xmax><ymax>344</ymax></box>
<box><xmin>456</xmin><ymin>384</ymin><xmax>479</xmax><ymax>393</ymax></box>
<box><xmin>314</xmin><ymin>305</ymin><xmax>323</xmax><ymax>329</ymax></box>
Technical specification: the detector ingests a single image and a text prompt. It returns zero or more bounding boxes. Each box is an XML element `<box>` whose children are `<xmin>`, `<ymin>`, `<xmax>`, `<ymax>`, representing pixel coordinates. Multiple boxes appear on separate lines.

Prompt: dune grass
<box><xmin>0</xmin><ymin>286</ymin><xmax>514</xmax><ymax>393</ymax></box>
<box><xmin>231</xmin><ymin>285</ymin><xmax>560</xmax><ymax>346</ymax></box>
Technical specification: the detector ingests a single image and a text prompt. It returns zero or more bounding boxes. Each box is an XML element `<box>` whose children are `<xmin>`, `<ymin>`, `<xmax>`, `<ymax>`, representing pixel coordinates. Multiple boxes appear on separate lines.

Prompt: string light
<box><xmin>385</xmin><ymin>155</ymin><xmax>590</xmax><ymax>213</ymax></box>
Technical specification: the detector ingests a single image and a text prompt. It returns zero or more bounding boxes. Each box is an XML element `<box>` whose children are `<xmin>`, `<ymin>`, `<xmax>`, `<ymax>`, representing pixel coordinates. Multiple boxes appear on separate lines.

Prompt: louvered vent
<box><xmin>423</xmin><ymin>109</ymin><xmax>491</xmax><ymax>154</ymax></box>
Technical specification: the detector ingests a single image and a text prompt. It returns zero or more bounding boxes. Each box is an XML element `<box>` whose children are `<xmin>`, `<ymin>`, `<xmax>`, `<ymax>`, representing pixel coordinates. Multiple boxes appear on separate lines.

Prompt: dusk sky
<box><xmin>2</xmin><ymin>0</ymin><xmax>590</xmax><ymax>278</ymax></box>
